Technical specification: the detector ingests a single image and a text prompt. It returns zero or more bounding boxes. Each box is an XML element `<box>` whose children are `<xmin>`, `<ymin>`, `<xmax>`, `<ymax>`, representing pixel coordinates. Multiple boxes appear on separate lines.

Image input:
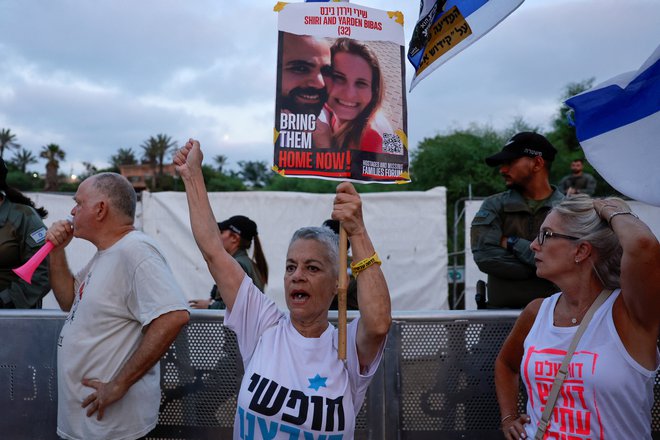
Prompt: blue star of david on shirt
<box><xmin>308</xmin><ymin>374</ymin><xmax>328</xmax><ymax>391</ymax></box>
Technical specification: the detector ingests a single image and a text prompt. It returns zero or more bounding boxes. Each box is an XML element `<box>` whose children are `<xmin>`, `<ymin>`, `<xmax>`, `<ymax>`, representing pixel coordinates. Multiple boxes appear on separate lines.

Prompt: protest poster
<box><xmin>272</xmin><ymin>2</ymin><xmax>409</xmax><ymax>183</ymax></box>
<box><xmin>408</xmin><ymin>0</ymin><xmax>524</xmax><ymax>91</ymax></box>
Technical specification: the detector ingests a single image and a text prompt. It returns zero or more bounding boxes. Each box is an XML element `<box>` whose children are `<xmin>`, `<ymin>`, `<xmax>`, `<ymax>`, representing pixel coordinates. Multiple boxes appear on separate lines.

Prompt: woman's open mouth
<box><xmin>290</xmin><ymin>290</ymin><xmax>310</xmax><ymax>305</ymax></box>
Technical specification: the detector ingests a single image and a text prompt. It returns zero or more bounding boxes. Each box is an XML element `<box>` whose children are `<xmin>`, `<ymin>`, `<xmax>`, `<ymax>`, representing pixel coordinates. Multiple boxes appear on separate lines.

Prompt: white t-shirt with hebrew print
<box><xmin>57</xmin><ymin>231</ymin><xmax>188</xmax><ymax>440</ymax></box>
<box><xmin>225</xmin><ymin>276</ymin><xmax>384</xmax><ymax>440</ymax></box>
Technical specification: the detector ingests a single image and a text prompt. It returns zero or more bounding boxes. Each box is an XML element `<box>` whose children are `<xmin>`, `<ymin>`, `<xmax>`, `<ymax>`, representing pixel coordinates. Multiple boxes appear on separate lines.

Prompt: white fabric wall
<box><xmin>32</xmin><ymin>188</ymin><xmax>448</xmax><ymax>311</ymax></box>
<box><xmin>464</xmin><ymin>199</ymin><xmax>660</xmax><ymax>310</ymax></box>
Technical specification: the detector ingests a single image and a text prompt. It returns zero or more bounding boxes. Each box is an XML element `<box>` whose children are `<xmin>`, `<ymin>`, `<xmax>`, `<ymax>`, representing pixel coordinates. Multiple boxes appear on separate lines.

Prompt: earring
<box><xmin>575</xmin><ymin>258</ymin><xmax>580</xmax><ymax>264</ymax></box>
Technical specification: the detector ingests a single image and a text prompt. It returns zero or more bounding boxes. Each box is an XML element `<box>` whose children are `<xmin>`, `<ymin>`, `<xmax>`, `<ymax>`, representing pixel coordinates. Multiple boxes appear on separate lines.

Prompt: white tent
<box><xmin>30</xmin><ymin>188</ymin><xmax>449</xmax><ymax>311</ymax></box>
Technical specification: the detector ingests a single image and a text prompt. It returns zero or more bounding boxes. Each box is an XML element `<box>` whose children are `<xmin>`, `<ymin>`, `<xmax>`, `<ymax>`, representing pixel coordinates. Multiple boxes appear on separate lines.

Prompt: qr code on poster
<box><xmin>382</xmin><ymin>133</ymin><xmax>403</xmax><ymax>155</ymax></box>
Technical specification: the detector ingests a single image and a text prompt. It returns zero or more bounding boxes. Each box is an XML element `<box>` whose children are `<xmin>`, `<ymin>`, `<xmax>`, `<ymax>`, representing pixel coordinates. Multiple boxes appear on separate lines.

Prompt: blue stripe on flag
<box><xmin>566</xmin><ymin>56</ymin><xmax>660</xmax><ymax>141</ymax></box>
<box><xmin>445</xmin><ymin>0</ymin><xmax>488</xmax><ymax>18</ymax></box>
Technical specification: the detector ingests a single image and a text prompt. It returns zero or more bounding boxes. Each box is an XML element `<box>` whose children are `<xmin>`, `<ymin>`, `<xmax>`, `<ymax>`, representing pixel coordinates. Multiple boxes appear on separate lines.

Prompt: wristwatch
<box><xmin>506</xmin><ymin>236</ymin><xmax>519</xmax><ymax>253</ymax></box>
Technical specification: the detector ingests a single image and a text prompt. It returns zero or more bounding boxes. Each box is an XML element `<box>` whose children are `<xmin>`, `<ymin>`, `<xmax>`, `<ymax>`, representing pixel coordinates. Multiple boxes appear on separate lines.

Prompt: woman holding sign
<box><xmin>316</xmin><ymin>38</ymin><xmax>393</xmax><ymax>153</ymax></box>
<box><xmin>174</xmin><ymin>139</ymin><xmax>391</xmax><ymax>438</ymax></box>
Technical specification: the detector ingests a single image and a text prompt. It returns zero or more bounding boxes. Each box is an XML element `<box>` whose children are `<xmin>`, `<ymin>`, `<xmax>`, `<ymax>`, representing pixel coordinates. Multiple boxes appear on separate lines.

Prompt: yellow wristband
<box><xmin>350</xmin><ymin>252</ymin><xmax>381</xmax><ymax>278</ymax></box>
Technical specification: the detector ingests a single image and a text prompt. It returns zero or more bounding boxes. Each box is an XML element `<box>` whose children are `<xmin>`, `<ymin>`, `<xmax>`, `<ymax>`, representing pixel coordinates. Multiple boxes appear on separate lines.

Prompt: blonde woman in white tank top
<box><xmin>495</xmin><ymin>195</ymin><xmax>660</xmax><ymax>439</ymax></box>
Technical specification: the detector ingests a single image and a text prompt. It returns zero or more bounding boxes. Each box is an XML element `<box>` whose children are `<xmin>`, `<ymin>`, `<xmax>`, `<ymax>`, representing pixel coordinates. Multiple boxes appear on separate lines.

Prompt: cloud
<box><xmin>0</xmin><ymin>0</ymin><xmax>658</xmax><ymax>175</ymax></box>
<box><xmin>404</xmin><ymin>0</ymin><xmax>660</xmax><ymax>139</ymax></box>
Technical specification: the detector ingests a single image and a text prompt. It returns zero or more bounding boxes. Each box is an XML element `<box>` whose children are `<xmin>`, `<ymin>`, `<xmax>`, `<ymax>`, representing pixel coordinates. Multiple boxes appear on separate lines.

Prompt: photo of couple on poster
<box><xmin>273</xmin><ymin>2</ymin><xmax>409</xmax><ymax>183</ymax></box>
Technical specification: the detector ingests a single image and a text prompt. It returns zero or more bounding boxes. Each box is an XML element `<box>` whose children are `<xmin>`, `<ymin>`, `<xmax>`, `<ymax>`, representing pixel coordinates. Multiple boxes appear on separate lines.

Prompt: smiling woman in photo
<box><xmin>315</xmin><ymin>38</ymin><xmax>392</xmax><ymax>153</ymax></box>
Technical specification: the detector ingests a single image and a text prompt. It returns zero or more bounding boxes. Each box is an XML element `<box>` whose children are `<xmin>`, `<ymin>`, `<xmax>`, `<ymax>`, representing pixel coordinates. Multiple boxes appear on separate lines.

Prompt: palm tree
<box><xmin>214</xmin><ymin>154</ymin><xmax>228</xmax><ymax>173</ymax></box>
<box><xmin>81</xmin><ymin>161</ymin><xmax>98</xmax><ymax>179</ymax></box>
<box><xmin>110</xmin><ymin>148</ymin><xmax>138</xmax><ymax>169</ymax></box>
<box><xmin>10</xmin><ymin>148</ymin><xmax>38</xmax><ymax>173</ymax></box>
<box><xmin>140</xmin><ymin>134</ymin><xmax>177</xmax><ymax>189</ymax></box>
<box><xmin>40</xmin><ymin>143</ymin><xmax>66</xmax><ymax>191</ymax></box>
<box><xmin>238</xmin><ymin>160</ymin><xmax>271</xmax><ymax>188</ymax></box>
<box><xmin>0</xmin><ymin>128</ymin><xmax>21</xmax><ymax>159</ymax></box>
<box><xmin>140</xmin><ymin>140</ymin><xmax>159</xmax><ymax>190</ymax></box>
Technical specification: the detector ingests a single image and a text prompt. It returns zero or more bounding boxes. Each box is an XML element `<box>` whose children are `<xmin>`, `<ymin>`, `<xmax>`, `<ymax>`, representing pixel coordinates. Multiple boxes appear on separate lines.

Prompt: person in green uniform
<box><xmin>0</xmin><ymin>158</ymin><xmax>50</xmax><ymax>308</ymax></box>
<box><xmin>471</xmin><ymin>132</ymin><xmax>564</xmax><ymax>309</ymax></box>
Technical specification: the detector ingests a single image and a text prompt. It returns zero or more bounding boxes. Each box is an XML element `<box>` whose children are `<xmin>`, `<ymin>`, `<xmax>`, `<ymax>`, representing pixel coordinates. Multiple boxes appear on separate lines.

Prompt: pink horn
<box><xmin>12</xmin><ymin>241</ymin><xmax>55</xmax><ymax>284</ymax></box>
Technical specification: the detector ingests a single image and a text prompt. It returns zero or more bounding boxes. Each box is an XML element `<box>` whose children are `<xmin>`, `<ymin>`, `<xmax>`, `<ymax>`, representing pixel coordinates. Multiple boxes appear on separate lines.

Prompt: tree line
<box><xmin>0</xmin><ymin>131</ymin><xmax>267</xmax><ymax>192</ymax></box>
<box><xmin>1</xmin><ymin>79</ymin><xmax>617</xmax><ymax>200</ymax></box>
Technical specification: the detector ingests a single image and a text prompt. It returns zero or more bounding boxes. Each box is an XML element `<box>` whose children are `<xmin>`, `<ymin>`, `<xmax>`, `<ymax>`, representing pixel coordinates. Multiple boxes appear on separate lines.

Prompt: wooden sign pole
<box><xmin>337</xmin><ymin>226</ymin><xmax>348</xmax><ymax>360</ymax></box>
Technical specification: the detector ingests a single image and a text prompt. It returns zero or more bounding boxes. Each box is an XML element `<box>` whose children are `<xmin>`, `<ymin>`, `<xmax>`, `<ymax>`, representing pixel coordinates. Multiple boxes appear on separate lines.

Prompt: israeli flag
<box><xmin>566</xmin><ymin>44</ymin><xmax>660</xmax><ymax>206</ymax></box>
<box><xmin>408</xmin><ymin>0</ymin><xmax>524</xmax><ymax>91</ymax></box>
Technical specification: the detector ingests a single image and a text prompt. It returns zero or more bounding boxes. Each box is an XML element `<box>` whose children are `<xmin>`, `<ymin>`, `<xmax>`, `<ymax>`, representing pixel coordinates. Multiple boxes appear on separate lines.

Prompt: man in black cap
<box><xmin>470</xmin><ymin>132</ymin><xmax>564</xmax><ymax>308</ymax></box>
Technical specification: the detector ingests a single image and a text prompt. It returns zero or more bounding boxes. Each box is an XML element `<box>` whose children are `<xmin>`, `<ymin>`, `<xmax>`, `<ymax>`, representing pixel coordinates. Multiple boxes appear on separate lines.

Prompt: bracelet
<box><xmin>607</xmin><ymin>211</ymin><xmax>639</xmax><ymax>225</ymax></box>
<box><xmin>500</xmin><ymin>414</ymin><xmax>517</xmax><ymax>424</ymax></box>
<box><xmin>350</xmin><ymin>252</ymin><xmax>382</xmax><ymax>278</ymax></box>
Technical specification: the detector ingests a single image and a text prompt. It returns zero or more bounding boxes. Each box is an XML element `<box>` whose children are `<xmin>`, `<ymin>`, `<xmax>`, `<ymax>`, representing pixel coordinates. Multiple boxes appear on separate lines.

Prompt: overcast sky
<box><xmin>1</xmin><ymin>0</ymin><xmax>658</xmax><ymax>176</ymax></box>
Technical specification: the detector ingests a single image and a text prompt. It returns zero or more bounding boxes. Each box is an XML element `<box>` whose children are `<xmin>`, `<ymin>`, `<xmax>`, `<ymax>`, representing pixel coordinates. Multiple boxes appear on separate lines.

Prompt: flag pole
<box><xmin>337</xmin><ymin>225</ymin><xmax>348</xmax><ymax>360</ymax></box>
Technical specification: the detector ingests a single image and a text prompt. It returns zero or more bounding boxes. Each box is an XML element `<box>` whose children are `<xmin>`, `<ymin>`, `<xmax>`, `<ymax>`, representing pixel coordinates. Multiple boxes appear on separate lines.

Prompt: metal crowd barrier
<box><xmin>1</xmin><ymin>310</ymin><xmax>659</xmax><ymax>439</ymax></box>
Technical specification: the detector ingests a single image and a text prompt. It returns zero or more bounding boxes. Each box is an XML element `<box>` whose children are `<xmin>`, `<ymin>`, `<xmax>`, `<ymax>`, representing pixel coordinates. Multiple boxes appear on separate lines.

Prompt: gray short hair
<box><xmin>289</xmin><ymin>226</ymin><xmax>339</xmax><ymax>276</ymax></box>
<box><xmin>552</xmin><ymin>195</ymin><xmax>623</xmax><ymax>289</ymax></box>
<box><xmin>89</xmin><ymin>172</ymin><xmax>137</xmax><ymax>220</ymax></box>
